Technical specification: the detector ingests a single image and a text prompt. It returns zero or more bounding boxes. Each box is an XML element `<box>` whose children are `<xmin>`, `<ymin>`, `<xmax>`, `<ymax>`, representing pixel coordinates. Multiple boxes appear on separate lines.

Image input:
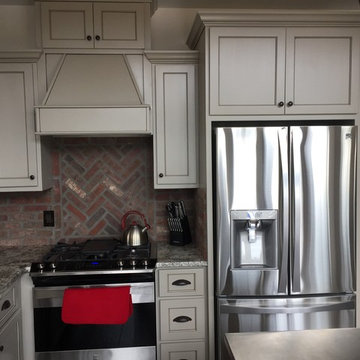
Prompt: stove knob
<box><xmin>142</xmin><ymin>259</ymin><xmax>148</xmax><ymax>267</ymax></box>
<box><xmin>49</xmin><ymin>263</ymin><xmax>56</xmax><ymax>270</ymax></box>
<box><xmin>118</xmin><ymin>260</ymin><xmax>124</xmax><ymax>268</ymax></box>
<box><xmin>130</xmin><ymin>259</ymin><xmax>136</xmax><ymax>267</ymax></box>
<box><xmin>37</xmin><ymin>263</ymin><xmax>44</xmax><ymax>271</ymax></box>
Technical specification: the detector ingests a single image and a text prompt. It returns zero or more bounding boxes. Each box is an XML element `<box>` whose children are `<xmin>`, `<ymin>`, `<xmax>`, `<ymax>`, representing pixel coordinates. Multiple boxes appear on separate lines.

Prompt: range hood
<box><xmin>35</xmin><ymin>54</ymin><xmax>152</xmax><ymax>135</ymax></box>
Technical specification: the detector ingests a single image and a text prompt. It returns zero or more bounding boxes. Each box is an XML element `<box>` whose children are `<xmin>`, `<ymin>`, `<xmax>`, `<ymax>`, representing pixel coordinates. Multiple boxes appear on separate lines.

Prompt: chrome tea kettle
<box><xmin>121</xmin><ymin>210</ymin><xmax>151</xmax><ymax>246</ymax></box>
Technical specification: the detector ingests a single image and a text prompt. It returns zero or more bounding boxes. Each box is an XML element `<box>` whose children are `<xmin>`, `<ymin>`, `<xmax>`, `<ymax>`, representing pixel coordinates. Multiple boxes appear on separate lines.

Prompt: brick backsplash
<box><xmin>0</xmin><ymin>137</ymin><xmax>198</xmax><ymax>247</ymax></box>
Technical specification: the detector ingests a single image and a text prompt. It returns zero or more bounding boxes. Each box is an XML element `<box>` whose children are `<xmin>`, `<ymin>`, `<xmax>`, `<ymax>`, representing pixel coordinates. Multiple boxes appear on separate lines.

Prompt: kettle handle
<box><xmin>121</xmin><ymin>210</ymin><xmax>151</xmax><ymax>230</ymax></box>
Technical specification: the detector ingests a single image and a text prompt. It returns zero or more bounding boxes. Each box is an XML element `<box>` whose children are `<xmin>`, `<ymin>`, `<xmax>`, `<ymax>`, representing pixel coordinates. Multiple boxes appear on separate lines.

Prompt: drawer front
<box><xmin>160</xmin><ymin>341</ymin><xmax>206</xmax><ymax>360</ymax></box>
<box><xmin>158</xmin><ymin>268</ymin><xmax>205</xmax><ymax>297</ymax></box>
<box><xmin>0</xmin><ymin>282</ymin><xmax>19</xmax><ymax>326</ymax></box>
<box><xmin>159</xmin><ymin>298</ymin><xmax>206</xmax><ymax>341</ymax></box>
<box><xmin>0</xmin><ymin>310</ymin><xmax>22</xmax><ymax>360</ymax></box>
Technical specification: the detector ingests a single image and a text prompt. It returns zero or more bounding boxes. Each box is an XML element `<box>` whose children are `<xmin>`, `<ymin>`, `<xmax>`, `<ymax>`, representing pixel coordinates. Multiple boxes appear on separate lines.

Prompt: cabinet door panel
<box><xmin>286</xmin><ymin>28</ymin><xmax>360</xmax><ymax>114</ymax></box>
<box><xmin>209</xmin><ymin>27</ymin><xmax>286</xmax><ymax>115</ymax></box>
<box><xmin>160</xmin><ymin>341</ymin><xmax>206</xmax><ymax>360</ymax></box>
<box><xmin>93</xmin><ymin>3</ymin><xmax>145</xmax><ymax>48</ymax></box>
<box><xmin>0</xmin><ymin>64</ymin><xmax>38</xmax><ymax>187</ymax></box>
<box><xmin>154</xmin><ymin>64</ymin><xmax>198</xmax><ymax>188</ymax></box>
<box><xmin>0</xmin><ymin>310</ymin><xmax>22</xmax><ymax>360</ymax></box>
<box><xmin>41</xmin><ymin>2</ymin><xmax>93</xmax><ymax>48</ymax></box>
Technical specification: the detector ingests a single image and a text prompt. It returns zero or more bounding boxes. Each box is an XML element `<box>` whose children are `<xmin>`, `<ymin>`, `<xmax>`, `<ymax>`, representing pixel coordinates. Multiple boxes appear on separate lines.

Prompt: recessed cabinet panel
<box><xmin>286</xmin><ymin>28</ymin><xmax>360</xmax><ymax>114</ymax></box>
<box><xmin>159</xmin><ymin>268</ymin><xmax>205</xmax><ymax>297</ymax></box>
<box><xmin>209</xmin><ymin>27</ymin><xmax>286</xmax><ymax>115</ymax></box>
<box><xmin>154</xmin><ymin>64</ymin><xmax>198</xmax><ymax>188</ymax></box>
<box><xmin>160</xmin><ymin>341</ymin><xmax>206</xmax><ymax>360</ymax></box>
<box><xmin>41</xmin><ymin>2</ymin><xmax>93</xmax><ymax>48</ymax></box>
<box><xmin>159</xmin><ymin>298</ymin><xmax>206</xmax><ymax>341</ymax></box>
<box><xmin>93</xmin><ymin>3</ymin><xmax>145</xmax><ymax>48</ymax></box>
<box><xmin>0</xmin><ymin>310</ymin><xmax>22</xmax><ymax>360</ymax></box>
<box><xmin>0</xmin><ymin>64</ymin><xmax>38</xmax><ymax>187</ymax></box>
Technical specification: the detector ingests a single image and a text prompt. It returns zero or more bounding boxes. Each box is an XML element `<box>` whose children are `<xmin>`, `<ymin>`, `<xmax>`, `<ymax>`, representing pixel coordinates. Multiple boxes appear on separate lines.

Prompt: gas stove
<box><xmin>30</xmin><ymin>238</ymin><xmax>157</xmax><ymax>278</ymax></box>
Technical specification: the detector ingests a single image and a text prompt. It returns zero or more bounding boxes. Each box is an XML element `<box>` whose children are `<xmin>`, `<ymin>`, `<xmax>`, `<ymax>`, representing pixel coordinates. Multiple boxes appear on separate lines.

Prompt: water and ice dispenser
<box><xmin>230</xmin><ymin>210</ymin><xmax>278</xmax><ymax>269</ymax></box>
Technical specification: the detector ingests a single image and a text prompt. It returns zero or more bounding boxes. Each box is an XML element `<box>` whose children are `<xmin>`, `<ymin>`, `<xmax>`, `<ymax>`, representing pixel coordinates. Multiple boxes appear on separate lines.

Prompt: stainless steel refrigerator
<box><xmin>214</xmin><ymin>125</ymin><xmax>357</xmax><ymax>360</ymax></box>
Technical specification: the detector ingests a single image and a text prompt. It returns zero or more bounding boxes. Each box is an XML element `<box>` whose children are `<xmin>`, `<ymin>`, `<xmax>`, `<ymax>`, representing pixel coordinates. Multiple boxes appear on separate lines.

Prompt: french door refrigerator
<box><xmin>214</xmin><ymin>125</ymin><xmax>357</xmax><ymax>360</ymax></box>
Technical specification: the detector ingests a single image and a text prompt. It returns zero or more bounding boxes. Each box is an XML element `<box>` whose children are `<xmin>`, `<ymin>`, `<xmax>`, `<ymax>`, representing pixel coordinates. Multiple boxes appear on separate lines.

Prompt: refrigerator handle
<box><xmin>291</xmin><ymin>128</ymin><xmax>302</xmax><ymax>293</ymax></box>
<box><xmin>278</xmin><ymin>127</ymin><xmax>289</xmax><ymax>294</ymax></box>
<box><xmin>219</xmin><ymin>300</ymin><xmax>354</xmax><ymax>315</ymax></box>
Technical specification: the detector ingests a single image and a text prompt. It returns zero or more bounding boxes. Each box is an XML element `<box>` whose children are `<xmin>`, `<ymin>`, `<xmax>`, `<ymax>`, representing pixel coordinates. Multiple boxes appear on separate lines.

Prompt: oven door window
<box><xmin>34</xmin><ymin>302</ymin><xmax>156</xmax><ymax>352</ymax></box>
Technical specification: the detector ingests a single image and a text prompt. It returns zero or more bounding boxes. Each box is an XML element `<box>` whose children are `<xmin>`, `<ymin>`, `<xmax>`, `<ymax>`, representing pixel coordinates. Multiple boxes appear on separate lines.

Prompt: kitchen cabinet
<box><xmin>209</xmin><ymin>27</ymin><xmax>360</xmax><ymax>115</ymax></box>
<box><xmin>0</xmin><ymin>52</ymin><xmax>51</xmax><ymax>191</ymax></box>
<box><xmin>147</xmin><ymin>51</ymin><xmax>199</xmax><ymax>188</ymax></box>
<box><xmin>0</xmin><ymin>279</ymin><xmax>22</xmax><ymax>360</ymax></box>
<box><xmin>40</xmin><ymin>1</ymin><xmax>149</xmax><ymax>49</ymax></box>
<box><xmin>156</xmin><ymin>267</ymin><xmax>207</xmax><ymax>360</ymax></box>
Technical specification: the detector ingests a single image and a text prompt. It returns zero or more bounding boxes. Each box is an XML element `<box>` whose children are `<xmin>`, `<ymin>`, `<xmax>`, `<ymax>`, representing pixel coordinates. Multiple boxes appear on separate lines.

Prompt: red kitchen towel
<box><xmin>61</xmin><ymin>286</ymin><xmax>133</xmax><ymax>325</ymax></box>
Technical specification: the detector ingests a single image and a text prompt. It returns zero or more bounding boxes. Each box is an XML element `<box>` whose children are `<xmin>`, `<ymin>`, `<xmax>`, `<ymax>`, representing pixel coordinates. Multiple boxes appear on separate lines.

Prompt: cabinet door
<box><xmin>0</xmin><ymin>310</ymin><xmax>22</xmax><ymax>360</ymax></box>
<box><xmin>160</xmin><ymin>342</ymin><xmax>206</xmax><ymax>360</ymax></box>
<box><xmin>0</xmin><ymin>64</ymin><xmax>39</xmax><ymax>188</ymax></box>
<box><xmin>93</xmin><ymin>3</ymin><xmax>145</xmax><ymax>49</ymax></box>
<box><xmin>209</xmin><ymin>27</ymin><xmax>286</xmax><ymax>115</ymax></box>
<box><xmin>285</xmin><ymin>28</ymin><xmax>360</xmax><ymax>114</ymax></box>
<box><xmin>41</xmin><ymin>2</ymin><xmax>93</xmax><ymax>48</ymax></box>
<box><xmin>154</xmin><ymin>64</ymin><xmax>198</xmax><ymax>188</ymax></box>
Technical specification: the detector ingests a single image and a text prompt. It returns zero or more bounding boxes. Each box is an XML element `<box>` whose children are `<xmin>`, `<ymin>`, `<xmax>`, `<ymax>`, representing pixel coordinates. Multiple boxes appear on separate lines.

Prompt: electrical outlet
<box><xmin>43</xmin><ymin>210</ymin><xmax>55</xmax><ymax>227</ymax></box>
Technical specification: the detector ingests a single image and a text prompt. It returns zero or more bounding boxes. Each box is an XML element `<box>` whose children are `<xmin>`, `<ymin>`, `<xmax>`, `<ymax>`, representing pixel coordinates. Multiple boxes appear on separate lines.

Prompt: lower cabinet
<box><xmin>0</xmin><ymin>278</ymin><xmax>22</xmax><ymax>360</ymax></box>
<box><xmin>156</xmin><ymin>267</ymin><xmax>207</xmax><ymax>360</ymax></box>
<box><xmin>0</xmin><ymin>310</ymin><xmax>22</xmax><ymax>360</ymax></box>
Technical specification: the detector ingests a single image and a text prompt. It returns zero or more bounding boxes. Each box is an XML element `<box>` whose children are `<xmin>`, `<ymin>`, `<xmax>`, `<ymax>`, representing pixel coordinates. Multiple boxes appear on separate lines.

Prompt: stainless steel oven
<box><xmin>30</xmin><ymin>239</ymin><xmax>157</xmax><ymax>360</ymax></box>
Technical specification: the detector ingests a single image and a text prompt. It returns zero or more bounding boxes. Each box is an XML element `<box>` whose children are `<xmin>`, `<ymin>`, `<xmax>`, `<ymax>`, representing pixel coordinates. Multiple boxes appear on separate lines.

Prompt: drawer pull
<box><xmin>173</xmin><ymin>315</ymin><xmax>192</xmax><ymax>323</ymax></box>
<box><xmin>0</xmin><ymin>345</ymin><xmax>4</xmax><ymax>352</ymax></box>
<box><xmin>1</xmin><ymin>300</ymin><xmax>11</xmax><ymax>311</ymax></box>
<box><xmin>172</xmin><ymin>279</ymin><xmax>191</xmax><ymax>286</ymax></box>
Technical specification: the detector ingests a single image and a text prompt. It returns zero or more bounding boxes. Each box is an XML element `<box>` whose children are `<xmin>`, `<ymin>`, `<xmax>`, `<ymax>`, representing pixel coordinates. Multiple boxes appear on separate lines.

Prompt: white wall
<box><xmin>0</xmin><ymin>5</ymin><xmax>36</xmax><ymax>49</ymax></box>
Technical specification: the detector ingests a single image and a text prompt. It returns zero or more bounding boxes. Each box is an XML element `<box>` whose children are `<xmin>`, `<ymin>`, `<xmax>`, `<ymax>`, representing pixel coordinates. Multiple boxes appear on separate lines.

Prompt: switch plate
<box><xmin>43</xmin><ymin>210</ymin><xmax>55</xmax><ymax>227</ymax></box>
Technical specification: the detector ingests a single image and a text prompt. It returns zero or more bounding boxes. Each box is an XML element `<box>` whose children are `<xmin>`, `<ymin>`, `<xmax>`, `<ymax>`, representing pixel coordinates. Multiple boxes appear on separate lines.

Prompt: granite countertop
<box><xmin>0</xmin><ymin>241</ymin><xmax>206</xmax><ymax>296</ymax></box>
<box><xmin>156</xmin><ymin>242</ymin><xmax>207</xmax><ymax>268</ymax></box>
<box><xmin>0</xmin><ymin>245</ymin><xmax>51</xmax><ymax>296</ymax></box>
<box><xmin>225</xmin><ymin>328</ymin><xmax>360</xmax><ymax>360</ymax></box>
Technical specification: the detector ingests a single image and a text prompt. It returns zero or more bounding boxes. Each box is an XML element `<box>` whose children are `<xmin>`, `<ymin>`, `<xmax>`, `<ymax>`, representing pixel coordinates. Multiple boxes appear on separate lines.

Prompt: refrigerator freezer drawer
<box><xmin>217</xmin><ymin>295</ymin><xmax>355</xmax><ymax>360</ymax></box>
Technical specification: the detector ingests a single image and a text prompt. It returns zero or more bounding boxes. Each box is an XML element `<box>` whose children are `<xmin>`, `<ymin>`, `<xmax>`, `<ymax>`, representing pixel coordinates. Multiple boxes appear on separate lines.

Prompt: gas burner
<box><xmin>30</xmin><ymin>238</ymin><xmax>157</xmax><ymax>276</ymax></box>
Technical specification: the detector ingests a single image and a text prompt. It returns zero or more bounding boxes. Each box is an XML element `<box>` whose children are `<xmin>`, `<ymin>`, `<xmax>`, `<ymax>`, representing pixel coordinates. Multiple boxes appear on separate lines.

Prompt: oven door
<box><xmin>33</xmin><ymin>282</ymin><xmax>156</xmax><ymax>360</ymax></box>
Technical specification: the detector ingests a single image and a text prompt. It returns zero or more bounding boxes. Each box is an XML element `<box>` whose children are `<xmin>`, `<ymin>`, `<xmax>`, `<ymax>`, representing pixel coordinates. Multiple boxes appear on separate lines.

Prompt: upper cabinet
<box><xmin>40</xmin><ymin>1</ymin><xmax>151</xmax><ymax>49</ymax></box>
<box><xmin>209</xmin><ymin>26</ymin><xmax>359</xmax><ymax>116</ymax></box>
<box><xmin>187</xmin><ymin>11</ymin><xmax>360</xmax><ymax>117</ymax></box>
<box><xmin>146</xmin><ymin>51</ymin><xmax>199</xmax><ymax>189</ymax></box>
<box><xmin>0</xmin><ymin>52</ymin><xmax>52</xmax><ymax>192</ymax></box>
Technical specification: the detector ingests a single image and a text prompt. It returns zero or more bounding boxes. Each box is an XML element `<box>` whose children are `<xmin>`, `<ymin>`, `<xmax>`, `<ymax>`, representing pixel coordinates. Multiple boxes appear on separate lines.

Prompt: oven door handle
<box><xmin>33</xmin><ymin>282</ymin><xmax>154</xmax><ymax>308</ymax></box>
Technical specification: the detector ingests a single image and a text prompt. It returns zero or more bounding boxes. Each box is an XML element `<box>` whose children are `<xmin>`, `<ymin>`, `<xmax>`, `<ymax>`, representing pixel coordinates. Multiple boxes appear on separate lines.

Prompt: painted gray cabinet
<box><xmin>0</xmin><ymin>54</ymin><xmax>51</xmax><ymax>191</ymax></box>
<box><xmin>209</xmin><ymin>27</ymin><xmax>360</xmax><ymax>115</ymax></box>
<box><xmin>156</xmin><ymin>267</ymin><xmax>207</xmax><ymax>360</ymax></box>
<box><xmin>40</xmin><ymin>1</ymin><xmax>149</xmax><ymax>49</ymax></box>
<box><xmin>0</xmin><ymin>279</ymin><xmax>22</xmax><ymax>360</ymax></box>
<box><xmin>147</xmin><ymin>51</ymin><xmax>199</xmax><ymax>189</ymax></box>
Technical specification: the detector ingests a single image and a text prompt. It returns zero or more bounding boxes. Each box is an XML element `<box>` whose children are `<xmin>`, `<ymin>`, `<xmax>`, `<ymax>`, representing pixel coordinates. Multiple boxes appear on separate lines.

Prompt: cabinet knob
<box><xmin>173</xmin><ymin>315</ymin><xmax>192</xmax><ymax>323</ymax></box>
<box><xmin>0</xmin><ymin>345</ymin><xmax>3</xmax><ymax>352</ymax></box>
<box><xmin>159</xmin><ymin>173</ymin><xmax>164</xmax><ymax>178</ymax></box>
<box><xmin>287</xmin><ymin>101</ymin><xmax>294</xmax><ymax>107</ymax></box>
<box><xmin>95</xmin><ymin>35</ymin><xmax>101</xmax><ymax>41</ymax></box>
<box><xmin>278</xmin><ymin>101</ymin><xmax>284</xmax><ymax>107</ymax></box>
<box><xmin>30</xmin><ymin>175</ymin><xmax>35</xmax><ymax>180</ymax></box>
<box><xmin>86</xmin><ymin>35</ymin><xmax>92</xmax><ymax>41</ymax></box>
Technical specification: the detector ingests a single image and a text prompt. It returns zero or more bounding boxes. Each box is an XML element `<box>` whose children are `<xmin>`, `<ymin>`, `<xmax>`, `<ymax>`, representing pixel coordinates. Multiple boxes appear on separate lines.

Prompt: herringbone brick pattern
<box><xmin>61</xmin><ymin>138</ymin><xmax>151</xmax><ymax>238</ymax></box>
<box><xmin>0</xmin><ymin>137</ymin><xmax>200</xmax><ymax>248</ymax></box>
